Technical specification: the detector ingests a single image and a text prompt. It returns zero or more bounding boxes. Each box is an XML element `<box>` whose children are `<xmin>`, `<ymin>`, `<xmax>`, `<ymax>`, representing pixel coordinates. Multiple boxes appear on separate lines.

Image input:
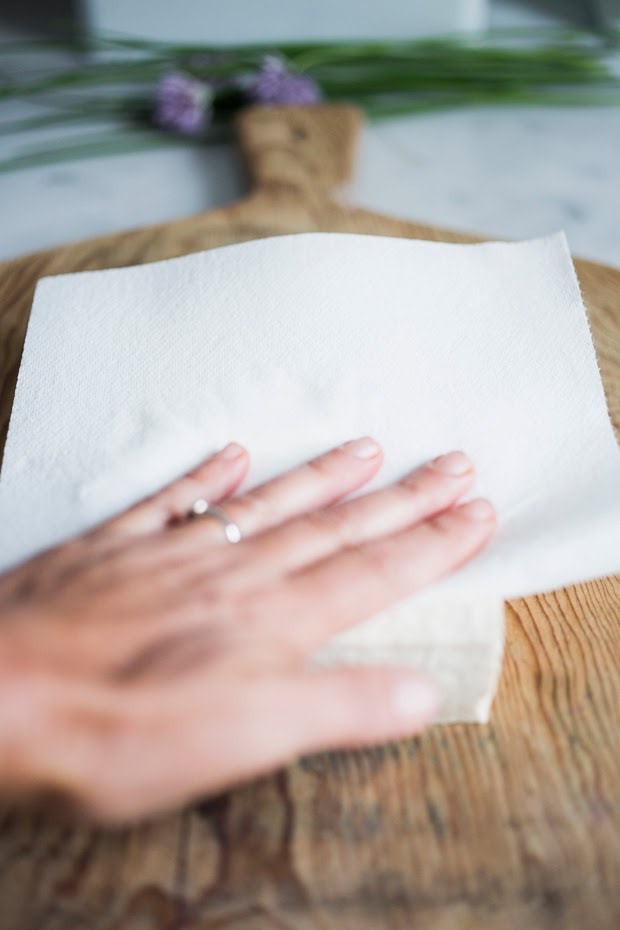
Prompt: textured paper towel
<box><xmin>0</xmin><ymin>232</ymin><xmax>618</xmax><ymax>721</ymax></box>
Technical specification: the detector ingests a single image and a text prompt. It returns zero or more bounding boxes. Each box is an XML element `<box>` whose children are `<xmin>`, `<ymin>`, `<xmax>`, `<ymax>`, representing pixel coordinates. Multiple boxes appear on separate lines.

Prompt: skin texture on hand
<box><xmin>0</xmin><ymin>438</ymin><xmax>495</xmax><ymax>824</ymax></box>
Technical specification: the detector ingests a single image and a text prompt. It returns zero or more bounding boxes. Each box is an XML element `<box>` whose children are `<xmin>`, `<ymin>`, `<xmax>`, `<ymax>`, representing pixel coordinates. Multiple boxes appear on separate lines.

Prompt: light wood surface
<box><xmin>0</xmin><ymin>105</ymin><xmax>618</xmax><ymax>930</ymax></box>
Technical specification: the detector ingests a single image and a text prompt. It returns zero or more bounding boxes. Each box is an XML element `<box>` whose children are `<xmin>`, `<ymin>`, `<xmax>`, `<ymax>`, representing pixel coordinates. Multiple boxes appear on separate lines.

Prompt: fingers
<box><xmin>263</xmin><ymin>499</ymin><xmax>496</xmax><ymax>650</ymax></box>
<box><xmin>180</xmin><ymin>437</ymin><xmax>383</xmax><ymax>544</ymax></box>
<box><xmin>101</xmin><ymin>442</ymin><xmax>250</xmax><ymax>538</ymax></box>
<box><xmin>60</xmin><ymin>665</ymin><xmax>440</xmax><ymax>824</ymax></box>
<box><xmin>242</xmin><ymin>450</ymin><xmax>475</xmax><ymax>578</ymax></box>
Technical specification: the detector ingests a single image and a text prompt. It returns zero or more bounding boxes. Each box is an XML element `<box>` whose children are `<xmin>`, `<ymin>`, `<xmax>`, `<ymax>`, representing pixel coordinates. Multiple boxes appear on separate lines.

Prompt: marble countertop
<box><xmin>1</xmin><ymin>0</ymin><xmax>619</xmax><ymax>267</ymax></box>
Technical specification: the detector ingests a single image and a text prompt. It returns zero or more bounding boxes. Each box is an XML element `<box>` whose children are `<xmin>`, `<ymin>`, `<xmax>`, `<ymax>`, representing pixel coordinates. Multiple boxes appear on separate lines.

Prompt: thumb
<box><xmin>271</xmin><ymin>665</ymin><xmax>441</xmax><ymax>757</ymax></box>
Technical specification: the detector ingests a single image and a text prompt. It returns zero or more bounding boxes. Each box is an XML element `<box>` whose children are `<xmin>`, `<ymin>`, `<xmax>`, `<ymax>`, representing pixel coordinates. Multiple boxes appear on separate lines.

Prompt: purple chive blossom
<box><xmin>155</xmin><ymin>72</ymin><xmax>213</xmax><ymax>135</ymax></box>
<box><xmin>249</xmin><ymin>55</ymin><xmax>322</xmax><ymax>106</ymax></box>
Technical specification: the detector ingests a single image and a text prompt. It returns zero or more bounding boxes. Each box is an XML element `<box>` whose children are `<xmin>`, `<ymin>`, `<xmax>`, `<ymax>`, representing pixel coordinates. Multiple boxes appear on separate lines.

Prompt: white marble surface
<box><xmin>0</xmin><ymin>1</ymin><xmax>619</xmax><ymax>267</ymax></box>
<box><xmin>352</xmin><ymin>106</ymin><xmax>620</xmax><ymax>266</ymax></box>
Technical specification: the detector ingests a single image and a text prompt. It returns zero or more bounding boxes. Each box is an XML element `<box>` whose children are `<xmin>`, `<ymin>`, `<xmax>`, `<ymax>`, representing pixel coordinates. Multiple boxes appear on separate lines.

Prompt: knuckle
<box><xmin>186</xmin><ymin>459</ymin><xmax>214</xmax><ymax>482</ymax></box>
<box><xmin>230</xmin><ymin>491</ymin><xmax>271</xmax><ymax>528</ymax></box>
<box><xmin>396</xmin><ymin>466</ymin><xmax>470</xmax><ymax>525</ymax></box>
<box><xmin>303</xmin><ymin>507</ymin><xmax>352</xmax><ymax>545</ymax></box>
<box><xmin>348</xmin><ymin>539</ymin><xmax>397</xmax><ymax>579</ymax></box>
<box><xmin>427</xmin><ymin>510</ymin><xmax>470</xmax><ymax>542</ymax></box>
<box><xmin>399</xmin><ymin>464</ymin><xmax>441</xmax><ymax>494</ymax></box>
<box><xmin>305</xmin><ymin>454</ymin><xmax>337</xmax><ymax>479</ymax></box>
<box><xmin>422</xmin><ymin>512</ymin><xmax>485</xmax><ymax>567</ymax></box>
<box><xmin>392</xmin><ymin>480</ymin><xmax>427</xmax><ymax>512</ymax></box>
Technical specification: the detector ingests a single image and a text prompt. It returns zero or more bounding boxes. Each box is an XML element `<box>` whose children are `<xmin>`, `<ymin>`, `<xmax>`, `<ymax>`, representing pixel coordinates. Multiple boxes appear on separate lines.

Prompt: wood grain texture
<box><xmin>0</xmin><ymin>104</ymin><xmax>618</xmax><ymax>930</ymax></box>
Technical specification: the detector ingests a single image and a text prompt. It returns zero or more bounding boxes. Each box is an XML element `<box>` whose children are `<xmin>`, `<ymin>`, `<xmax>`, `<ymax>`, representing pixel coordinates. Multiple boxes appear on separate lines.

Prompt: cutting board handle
<box><xmin>234</xmin><ymin>104</ymin><xmax>363</xmax><ymax>199</ymax></box>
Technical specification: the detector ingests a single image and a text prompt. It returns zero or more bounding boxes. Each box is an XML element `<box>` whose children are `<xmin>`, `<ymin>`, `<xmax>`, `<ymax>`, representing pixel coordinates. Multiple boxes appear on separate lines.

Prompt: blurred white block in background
<box><xmin>82</xmin><ymin>0</ymin><xmax>489</xmax><ymax>43</ymax></box>
<box><xmin>1</xmin><ymin>1</ymin><xmax>619</xmax><ymax>266</ymax></box>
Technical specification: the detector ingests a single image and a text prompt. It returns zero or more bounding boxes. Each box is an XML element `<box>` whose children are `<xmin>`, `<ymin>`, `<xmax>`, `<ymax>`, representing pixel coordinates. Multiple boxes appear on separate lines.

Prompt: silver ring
<box><xmin>189</xmin><ymin>499</ymin><xmax>241</xmax><ymax>544</ymax></box>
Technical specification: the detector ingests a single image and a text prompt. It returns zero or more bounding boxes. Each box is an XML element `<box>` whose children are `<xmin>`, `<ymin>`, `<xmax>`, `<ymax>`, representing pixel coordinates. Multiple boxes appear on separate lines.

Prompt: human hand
<box><xmin>0</xmin><ymin>438</ymin><xmax>495</xmax><ymax>823</ymax></box>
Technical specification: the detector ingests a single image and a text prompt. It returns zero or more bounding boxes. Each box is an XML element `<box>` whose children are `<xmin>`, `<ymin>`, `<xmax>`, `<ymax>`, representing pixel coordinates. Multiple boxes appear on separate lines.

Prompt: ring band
<box><xmin>189</xmin><ymin>499</ymin><xmax>242</xmax><ymax>543</ymax></box>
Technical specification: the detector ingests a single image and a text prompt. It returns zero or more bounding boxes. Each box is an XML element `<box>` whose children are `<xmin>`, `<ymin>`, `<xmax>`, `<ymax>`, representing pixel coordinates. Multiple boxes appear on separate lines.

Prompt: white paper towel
<box><xmin>0</xmin><ymin>232</ymin><xmax>618</xmax><ymax>721</ymax></box>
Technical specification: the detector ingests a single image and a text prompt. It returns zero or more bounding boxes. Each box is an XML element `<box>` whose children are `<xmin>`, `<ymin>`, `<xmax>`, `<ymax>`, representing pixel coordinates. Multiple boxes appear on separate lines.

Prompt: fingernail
<box><xmin>392</xmin><ymin>677</ymin><xmax>441</xmax><ymax>719</ymax></box>
<box><xmin>341</xmin><ymin>437</ymin><xmax>381</xmax><ymax>459</ymax></box>
<box><xmin>458</xmin><ymin>498</ymin><xmax>495</xmax><ymax>522</ymax></box>
<box><xmin>220</xmin><ymin>442</ymin><xmax>244</xmax><ymax>460</ymax></box>
<box><xmin>430</xmin><ymin>451</ymin><xmax>472</xmax><ymax>476</ymax></box>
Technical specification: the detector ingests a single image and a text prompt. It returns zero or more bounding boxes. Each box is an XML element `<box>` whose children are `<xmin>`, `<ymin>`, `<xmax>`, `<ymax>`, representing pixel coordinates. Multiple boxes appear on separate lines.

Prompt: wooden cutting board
<box><xmin>0</xmin><ymin>105</ymin><xmax>618</xmax><ymax>930</ymax></box>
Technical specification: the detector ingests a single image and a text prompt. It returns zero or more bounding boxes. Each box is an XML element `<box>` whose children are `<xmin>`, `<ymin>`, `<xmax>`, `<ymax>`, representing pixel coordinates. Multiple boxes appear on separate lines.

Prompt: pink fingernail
<box><xmin>458</xmin><ymin>498</ymin><xmax>495</xmax><ymax>522</ymax></box>
<box><xmin>392</xmin><ymin>677</ymin><xmax>441</xmax><ymax>719</ymax></box>
<box><xmin>430</xmin><ymin>451</ymin><xmax>472</xmax><ymax>476</ymax></box>
<box><xmin>220</xmin><ymin>442</ymin><xmax>244</xmax><ymax>460</ymax></box>
<box><xmin>341</xmin><ymin>437</ymin><xmax>381</xmax><ymax>459</ymax></box>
